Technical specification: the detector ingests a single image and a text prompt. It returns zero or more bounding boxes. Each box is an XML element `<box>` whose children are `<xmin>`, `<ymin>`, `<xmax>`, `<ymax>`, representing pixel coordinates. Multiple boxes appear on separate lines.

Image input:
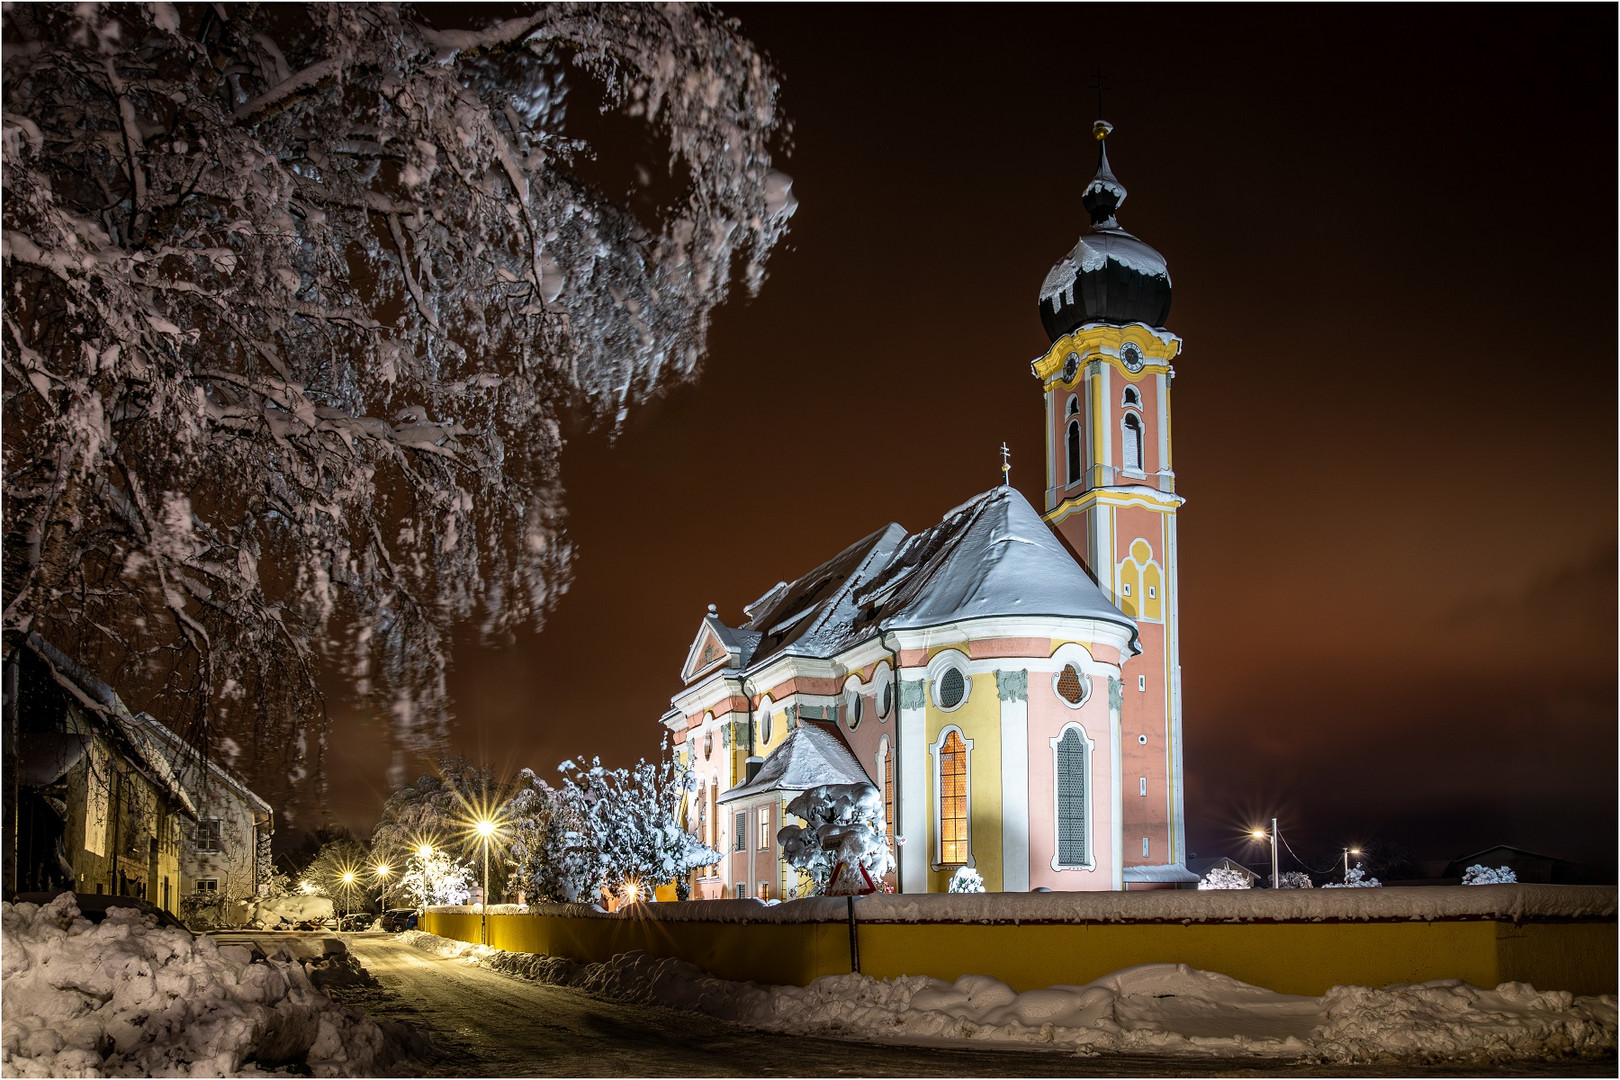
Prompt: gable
<box><xmin>680</xmin><ymin>620</ymin><xmax>735</xmax><ymax>684</ymax></box>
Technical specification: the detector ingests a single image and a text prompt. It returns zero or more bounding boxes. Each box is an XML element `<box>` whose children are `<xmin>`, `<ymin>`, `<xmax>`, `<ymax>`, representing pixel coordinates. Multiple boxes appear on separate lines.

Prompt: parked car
<box><xmin>10</xmin><ymin>891</ymin><xmax>191</xmax><ymax>932</ymax></box>
<box><xmin>377</xmin><ymin>908</ymin><xmax>419</xmax><ymax>932</ymax></box>
<box><xmin>336</xmin><ymin>911</ymin><xmax>375</xmax><ymax>931</ymax></box>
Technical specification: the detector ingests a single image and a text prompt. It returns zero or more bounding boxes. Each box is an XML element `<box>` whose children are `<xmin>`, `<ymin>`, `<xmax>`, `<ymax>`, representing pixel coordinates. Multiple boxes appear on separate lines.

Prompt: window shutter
<box><xmin>1056</xmin><ymin>729</ymin><xmax>1088</xmax><ymax>866</ymax></box>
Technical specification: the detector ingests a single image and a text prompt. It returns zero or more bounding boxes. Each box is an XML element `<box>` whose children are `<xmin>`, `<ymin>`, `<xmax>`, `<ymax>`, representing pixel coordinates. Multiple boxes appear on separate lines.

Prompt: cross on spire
<box><xmin>1087</xmin><ymin>67</ymin><xmax>1110</xmax><ymax>120</ymax></box>
<box><xmin>999</xmin><ymin>442</ymin><xmax>1012</xmax><ymax>486</ymax></box>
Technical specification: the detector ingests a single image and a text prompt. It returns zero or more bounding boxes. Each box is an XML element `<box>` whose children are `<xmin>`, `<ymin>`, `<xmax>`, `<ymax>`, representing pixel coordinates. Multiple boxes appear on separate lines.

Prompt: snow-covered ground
<box><xmin>1</xmin><ymin>894</ymin><xmax>420</xmax><ymax>1077</ymax></box>
<box><xmin>402</xmin><ymin>930</ymin><xmax>1617</xmax><ymax>1066</ymax></box>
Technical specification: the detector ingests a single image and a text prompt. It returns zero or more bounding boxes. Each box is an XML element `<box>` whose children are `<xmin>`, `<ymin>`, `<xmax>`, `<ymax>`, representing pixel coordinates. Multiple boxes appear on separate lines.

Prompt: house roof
<box><xmin>717</xmin><ymin>720</ymin><xmax>872</xmax><ymax>804</ymax></box>
<box><xmin>1123</xmin><ymin>863</ymin><xmax>1202</xmax><ymax>883</ymax></box>
<box><xmin>685</xmin><ymin>485</ymin><xmax>1137</xmax><ymax>688</ymax></box>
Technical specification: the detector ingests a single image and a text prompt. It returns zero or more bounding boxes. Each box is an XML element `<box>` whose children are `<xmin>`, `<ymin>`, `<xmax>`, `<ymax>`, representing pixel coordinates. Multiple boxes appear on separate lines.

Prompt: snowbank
<box><xmin>245</xmin><ymin>895</ymin><xmax>335</xmax><ymax>929</ymax></box>
<box><xmin>445</xmin><ymin>883</ymin><xmax>1615</xmax><ymax>926</ymax></box>
<box><xmin>401</xmin><ymin>931</ymin><xmax>1617</xmax><ymax>1065</ymax></box>
<box><xmin>1</xmin><ymin>894</ymin><xmax>413</xmax><ymax>1076</ymax></box>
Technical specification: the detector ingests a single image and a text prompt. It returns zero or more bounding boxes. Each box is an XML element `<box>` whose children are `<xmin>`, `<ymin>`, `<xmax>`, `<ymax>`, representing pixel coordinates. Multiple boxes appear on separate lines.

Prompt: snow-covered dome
<box><xmin>1039</xmin><ymin>121</ymin><xmax>1172</xmax><ymax>340</ymax></box>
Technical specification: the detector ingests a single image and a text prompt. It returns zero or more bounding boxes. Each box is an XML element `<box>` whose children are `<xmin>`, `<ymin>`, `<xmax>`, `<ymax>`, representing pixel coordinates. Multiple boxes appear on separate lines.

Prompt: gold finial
<box><xmin>1092</xmin><ymin>119</ymin><xmax>1114</xmax><ymax>141</ymax></box>
<box><xmin>999</xmin><ymin>442</ymin><xmax>1012</xmax><ymax>486</ymax></box>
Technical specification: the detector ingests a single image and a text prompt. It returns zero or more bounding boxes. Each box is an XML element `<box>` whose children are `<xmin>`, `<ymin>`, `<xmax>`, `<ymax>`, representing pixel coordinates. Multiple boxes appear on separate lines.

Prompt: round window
<box><xmin>879</xmin><ymin>681</ymin><xmax>893</xmax><ymax>719</ymax></box>
<box><xmin>761</xmin><ymin>709</ymin><xmax>772</xmax><ymax>743</ymax></box>
<box><xmin>1054</xmin><ymin>663</ymin><xmax>1090</xmax><ymax>707</ymax></box>
<box><xmin>1138</xmin><ymin>734</ymin><xmax>1149</xmax><ymax>745</ymax></box>
<box><xmin>937</xmin><ymin>667</ymin><xmax>966</xmax><ymax>710</ymax></box>
<box><xmin>847</xmin><ymin>691</ymin><xmax>863</xmax><ymax>730</ymax></box>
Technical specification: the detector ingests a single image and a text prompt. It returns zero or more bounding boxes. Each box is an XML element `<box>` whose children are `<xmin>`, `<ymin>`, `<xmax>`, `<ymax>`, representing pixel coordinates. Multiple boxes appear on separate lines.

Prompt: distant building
<box><xmin>664</xmin><ymin>121</ymin><xmax>1196</xmax><ymax>896</ymax></box>
<box><xmin>1444</xmin><ymin>845</ymin><xmax>1590</xmax><ymax>885</ymax></box>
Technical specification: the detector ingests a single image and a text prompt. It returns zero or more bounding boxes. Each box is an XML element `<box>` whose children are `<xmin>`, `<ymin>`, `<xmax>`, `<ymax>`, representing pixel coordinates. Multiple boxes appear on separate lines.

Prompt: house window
<box><xmin>195</xmin><ymin>878</ymin><xmax>218</xmax><ymax>893</ymax></box>
<box><xmin>734</xmin><ymin>884</ymin><xmax>746</xmax><ymax>899</ymax></box>
<box><xmin>1053</xmin><ymin>726</ymin><xmax>1090</xmax><ymax>869</ymax></box>
<box><xmin>1143</xmin><ymin>837</ymin><xmax>1151</xmax><ymax>858</ymax></box>
<box><xmin>1138</xmin><ymin>675</ymin><xmax>1147</xmax><ymax>692</ymax></box>
<box><xmin>935</xmin><ymin>667</ymin><xmax>967</xmax><ymax>711</ymax></box>
<box><xmin>195</xmin><ymin>819</ymin><xmax>222</xmax><ymax>854</ymax></box>
<box><xmin>1066</xmin><ymin>419</ymin><xmax>1082</xmax><ymax>484</ymax></box>
<box><xmin>1121</xmin><ymin>582</ymin><xmax>1132</xmax><ymax>597</ymax></box>
<box><xmin>1139</xmin><ymin>777</ymin><xmax>1148</xmax><ymax>797</ymax></box>
<box><xmin>935</xmin><ymin>729</ymin><xmax>969</xmax><ymax>865</ymax></box>
<box><xmin>758</xmin><ymin>807</ymin><xmax>772</xmax><ymax>851</ymax></box>
<box><xmin>733</xmin><ymin>811</ymin><xmax>746</xmax><ymax>853</ymax></box>
<box><xmin>1122</xmin><ymin>413</ymin><xmax>1144</xmax><ymax>473</ymax></box>
<box><xmin>1147</xmin><ymin>585</ymin><xmax>1157</xmax><ymax>599</ymax></box>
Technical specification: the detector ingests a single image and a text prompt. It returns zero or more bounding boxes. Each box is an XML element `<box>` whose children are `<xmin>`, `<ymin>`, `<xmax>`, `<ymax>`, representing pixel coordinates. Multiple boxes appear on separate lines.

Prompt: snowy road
<box><xmin>220</xmin><ymin>932</ymin><xmax>1615</xmax><ymax>1077</ymax></box>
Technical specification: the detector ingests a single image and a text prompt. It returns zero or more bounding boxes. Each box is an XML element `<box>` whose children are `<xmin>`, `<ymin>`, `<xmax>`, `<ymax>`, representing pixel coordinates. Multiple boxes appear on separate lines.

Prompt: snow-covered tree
<box><xmin>777</xmin><ymin>782</ymin><xmax>892</xmax><ymax>895</ymax></box>
<box><xmin>511</xmin><ymin>748</ymin><xmax>717</xmax><ymax>904</ymax></box>
<box><xmin>0</xmin><ymin>3</ymin><xmax>794</xmax><ymax>810</ymax></box>
<box><xmin>396</xmin><ymin>847</ymin><xmax>476</xmax><ymax>908</ymax></box>
<box><xmin>1198</xmin><ymin>866</ymin><xmax>1253</xmax><ymax>890</ymax></box>
<box><xmin>1461</xmin><ymin>864</ymin><xmax>1518</xmax><ymax>885</ymax></box>
<box><xmin>1322</xmin><ymin>865</ymin><xmax>1383</xmax><ymax>888</ymax></box>
<box><xmin>300</xmin><ymin>837</ymin><xmax>372</xmax><ymax>904</ymax></box>
<box><xmin>947</xmin><ymin>866</ymin><xmax>986</xmax><ymax>894</ymax></box>
<box><xmin>1271</xmin><ymin>871</ymin><xmax>1314</xmax><ymax>890</ymax></box>
<box><xmin>370</xmin><ymin>758</ymin><xmax>511</xmax><ymax>863</ymax></box>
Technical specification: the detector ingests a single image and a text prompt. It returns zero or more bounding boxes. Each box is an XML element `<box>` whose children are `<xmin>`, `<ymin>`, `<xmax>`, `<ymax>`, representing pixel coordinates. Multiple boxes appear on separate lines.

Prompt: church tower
<box><xmin>1032</xmin><ymin>120</ymin><xmax>1186</xmax><ymax>876</ymax></box>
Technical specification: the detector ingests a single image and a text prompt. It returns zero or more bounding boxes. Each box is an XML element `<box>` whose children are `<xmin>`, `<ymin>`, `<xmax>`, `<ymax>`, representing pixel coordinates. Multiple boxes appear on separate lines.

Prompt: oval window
<box><xmin>938</xmin><ymin>668</ymin><xmax>966</xmax><ymax>710</ymax></box>
<box><xmin>1055</xmin><ymin>663</ymin><xmax>1090</xmax><ymax>707</ymax></box>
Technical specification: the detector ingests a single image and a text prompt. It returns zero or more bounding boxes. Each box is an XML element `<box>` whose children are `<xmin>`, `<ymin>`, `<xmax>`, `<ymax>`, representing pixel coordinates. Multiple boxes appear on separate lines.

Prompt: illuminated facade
<box><xmin>664</xmin><ymin>121</ymin><xmax>1192</xmax><ymax>896</ymax></box>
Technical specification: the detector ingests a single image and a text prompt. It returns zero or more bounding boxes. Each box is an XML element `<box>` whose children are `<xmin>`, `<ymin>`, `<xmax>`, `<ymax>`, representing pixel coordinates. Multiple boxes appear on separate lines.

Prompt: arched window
<box><xmin>1122</xmin><ymin>385</ymin><xmax>1139</xmax><ymax>407</ymax></box>
<box><xmin>1053</xmin><ymin>726</ymin><xmax>1091</xmax><ymax>869</ymax></box>
<box><xmin>877</xmin><ymin>737</ymin><xmax>895</xmax><ymax>856</ymax></box>
<box><xmin>1122</xmin><ymin>413</ymin><xmax>1144</xmax><ymax>473</ymax></box>
<box><xmin>936</xmin><ymin>729</ymin><xmax>969</xmax><ymax>865</ymax></box>
<box><xmin>1065</xmin><ymin>419</ymin><xmax>1082</xmax><ymax>484</ymax></box>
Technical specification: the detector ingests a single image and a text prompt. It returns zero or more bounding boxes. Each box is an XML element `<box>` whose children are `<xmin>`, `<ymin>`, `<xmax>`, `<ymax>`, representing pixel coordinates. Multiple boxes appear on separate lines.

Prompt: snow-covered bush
<box><xmin>1461</xmin><ymin>864</ymin><xmax>1518</xmax><ymax>885</ymax></box>
<box><xmin>512</xmin><ymin>749</ymin><xmax>719</xmax><ymax>904</ymax></box>
<box><xmin>2</xmin><ymin>894</ymin><xmax>407</xmax><ymax>1074</ymax></box>
<box><xmin>778</xmin><ymin>783</ymin><xmax>893</xmax><ymax>895</ymax></box>
<box><xmin>244</xmin><ymin>895</ymin><xmax>336</xmax><ymax>930</ymax></box>
<box><xmin>1198</xmin><ymin>867</ymin><xmax>1252</xmax><ymax>890</ymax></box>
<box><xmin>0</xmin><ymin>3</ymin><xmax>794</xmax><ymax>808</ymax></box>
<box><xmin>947</xmin><ymin>867</ymin><xmax>986</xmax><ymax>894</ymax></box>
<box><xmin>1322</xmin><ymin>866</ymin><xmax>1383</xmax><ymax>888</ymax></box>
<box><xmin>397</xmin><ymin>849</ymin><xmax>476</xmax><ymax>909</ymax></box>
<box><xmin>1271</xmin><ymin>871</ymin><xmax>1314</xmax><ymax>890</ymax></box>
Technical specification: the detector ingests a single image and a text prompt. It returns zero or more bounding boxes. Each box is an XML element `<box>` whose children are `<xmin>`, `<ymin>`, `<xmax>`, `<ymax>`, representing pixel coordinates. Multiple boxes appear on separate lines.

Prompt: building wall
<box><xmin>63</xmin><ymin>734</ymin><xmax>184</xmax><ymax>913</ymax></box>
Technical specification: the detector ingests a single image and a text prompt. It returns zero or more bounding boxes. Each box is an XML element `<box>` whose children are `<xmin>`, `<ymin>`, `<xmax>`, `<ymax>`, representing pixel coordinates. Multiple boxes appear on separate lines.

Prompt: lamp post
<box><xmin>475</xmin><ymin>819</ymin><xmax>497</xmax><ymax>945</ymax></box>
<box><xmin>1251</xmin><ymin>819</ymin><xmax>1279</xmax><ymax>888</ymax></box>
<box><xmin>341</xmin><ymin>870</ymin><xmax>356</xmax><ymax>927</ymax></box>
<box><xmin>1342</xmin><ymin>847</ymin><xmax>1361</xmax><ymax>884</ymax></box>
<box><xmin>374</xmin><ymin>863</ymin><xmax>391</xmax><ymax>912</ymax></box>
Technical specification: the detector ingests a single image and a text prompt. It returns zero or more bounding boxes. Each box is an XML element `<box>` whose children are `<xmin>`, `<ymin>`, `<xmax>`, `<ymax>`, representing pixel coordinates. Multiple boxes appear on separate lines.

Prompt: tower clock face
<box><xmin>1121</xmin><ymin>345</ymin><xmax>1144</xmax><ymax>372</ymax></box>
<box><xmin>1062</xmin><ymin>353</ymin><xmax>1079</xmax><ymax>382</ymax></box>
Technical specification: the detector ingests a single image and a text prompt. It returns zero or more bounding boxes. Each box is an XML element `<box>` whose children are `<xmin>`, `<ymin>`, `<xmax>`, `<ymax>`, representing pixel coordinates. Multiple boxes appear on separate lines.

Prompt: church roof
<box><xmin>717</xmin><ymin>720</ymin><xmax>871</xmax><ymax>804</ymax></box>
<box><xmin>709</xmin><ymin>485</ymin><xmax>1135</xmax><ymax>680</ymax></box>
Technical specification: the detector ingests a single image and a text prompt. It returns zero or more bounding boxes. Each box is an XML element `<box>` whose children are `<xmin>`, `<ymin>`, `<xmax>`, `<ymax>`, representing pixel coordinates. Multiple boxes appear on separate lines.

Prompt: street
<box><xmin>217</xmin><ymin>932</ymin><xmax>1616</xmax><ymax>1078</ymax></box>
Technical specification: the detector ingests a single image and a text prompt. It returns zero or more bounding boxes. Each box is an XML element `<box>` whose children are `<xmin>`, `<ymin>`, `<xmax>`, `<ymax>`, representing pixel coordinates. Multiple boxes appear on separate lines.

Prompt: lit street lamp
<box><xmin>1251</xmin><ymin>819</ymin><xmax>1280</xmax><ymax>888</ymax></box>
<box><xmin>374</xmin><ymin>863</ymin><xmax>392</xmax><ymax>912</ymax></box>
<box><xmin>474</xmin><ymin>818</ymin><xmax>499</xmax><ymax>946</ymax></box>
<box><xmin>1342</xmin><ymin>847</ymin><xmax>1362</xmax><ymax>884</ymax></box>
<box><xmin>341</xmin><ymin>870</ymin><xmax>356</xmax><ymax>926</ymax></box>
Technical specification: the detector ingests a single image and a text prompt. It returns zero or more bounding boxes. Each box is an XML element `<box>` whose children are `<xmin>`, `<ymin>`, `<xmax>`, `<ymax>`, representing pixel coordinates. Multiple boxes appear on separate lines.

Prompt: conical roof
<box><xmin>717</xmin><ymin>720</ymin><xmax>870</xmax><ymax>803</ymax></box>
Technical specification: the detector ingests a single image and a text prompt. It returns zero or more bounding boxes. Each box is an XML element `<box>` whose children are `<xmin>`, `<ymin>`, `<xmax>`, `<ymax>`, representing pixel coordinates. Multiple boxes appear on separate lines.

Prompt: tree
<box><xmin>1</xmin><ymin>4</ymin><xmax>794</xmax><ymax>810</ymax></box>
<box><xmin>778</xmin><ymin>782</ymin><xmax>893</xmax><ymax>895</ymax></box>
<box><xmin>1322</xmin><ymin>865</ymin><xmax>1383</xmax><ymax>888</ymax></box>
<box><xmin>371</xmin><ymin>757</ymin><xmax>511</xmax><ymax>862</ymax></box>
<box><xmin>947</xmin><ymin>866</ymin><xmax>985</xmax><ymax>894</ymax></box>
<box><xmin>396</xmin><ymin>846</ymin><xmax>476</xmax><ymax>908</ymax></box>
<box><xmin>300</xmin><ymin>837</ymin><xmax>372</xmax><ymax>903</ymax></box>
<box><xmin>1271</xmin><ymin>870</ymin><xmax>1314</xmax><ymax>889</ymax></box>
<box><xmin>1461</xmin><ymin>864</ymin><xmax>1517</xmax><ymax>885</ymax></box>
<box><xmin>1198</xmin><ymin>867</ymin><xmax>1253</xmax><ymax>890</ymax></box>
<box><xmin>510</xmin><ymin>749</ymin><xmax>717</xmax><ymax>904</ymax></box>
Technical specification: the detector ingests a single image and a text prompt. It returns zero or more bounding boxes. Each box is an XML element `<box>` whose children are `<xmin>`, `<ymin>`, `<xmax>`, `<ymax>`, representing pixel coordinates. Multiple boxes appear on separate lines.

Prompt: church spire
<box><xmin>1081</xmin><ymin>120</ymin><xmax>1126</xmax><ymax>229</ymax></box>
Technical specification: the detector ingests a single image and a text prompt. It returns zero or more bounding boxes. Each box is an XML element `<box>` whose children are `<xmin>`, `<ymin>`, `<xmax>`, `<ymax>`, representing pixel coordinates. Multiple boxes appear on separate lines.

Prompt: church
<box><xmin>663</xmin><ymin>120</ymin><xmax>1195</xmax><ymax>897</ymax></box>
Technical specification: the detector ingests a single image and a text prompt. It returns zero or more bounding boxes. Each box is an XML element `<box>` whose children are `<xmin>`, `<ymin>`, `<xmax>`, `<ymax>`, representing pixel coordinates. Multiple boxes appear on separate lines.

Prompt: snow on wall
<box><xmin>432</xmin><ymin>884</ymin><xmax>1615</xmax><ymax>926</ymax></box>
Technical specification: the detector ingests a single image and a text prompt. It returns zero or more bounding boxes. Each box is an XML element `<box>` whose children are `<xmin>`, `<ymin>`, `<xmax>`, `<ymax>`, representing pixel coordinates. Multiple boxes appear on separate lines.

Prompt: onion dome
<box><xmin>1039</xmin><ymin>121</ymin><xmax>1172</xmax><ymax>340</ymax></box>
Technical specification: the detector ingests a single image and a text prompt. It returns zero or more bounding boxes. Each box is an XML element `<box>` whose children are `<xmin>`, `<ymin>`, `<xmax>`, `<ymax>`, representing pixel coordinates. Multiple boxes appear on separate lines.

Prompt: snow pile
<box><xmin>948</xmin><ymin>867</ymin><xmax>986</xmax><ymax>893</ymax></box>
<box><xmin>2</xmin><ymin>895</ymin><xmax>413</xmax><ymax>1076</ymax></box>
<box><xmin>1463</xmin><ymin>865</ymin><xmax>1519</xmax><ymax>885</ymax></box>
<box><xmin>400</xmin><ymin>932</ymin><xmax>1615</xmax><ymax>1065</ymax></box>
<box><xmin>245</xmin><ymin>894</ymin><xmax>334</xmax><ymax>929</ymax></box>
<box><xmin>1198</xmin><ymin>867</ymin><xmax>1251</xmax><ymax>890</ymax></box>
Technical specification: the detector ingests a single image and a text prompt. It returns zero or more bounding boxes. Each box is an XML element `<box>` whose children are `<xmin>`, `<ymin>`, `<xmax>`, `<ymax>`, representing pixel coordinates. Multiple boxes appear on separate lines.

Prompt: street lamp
<box><xmin>1251</xmin><ymin>819</ymin><xmax>1280</xmax><ymax>888</ymax></box>
<box><xmin>374</xmin><ymin>863</ymin><xmax>392</xmax><ymax>912</ymax></box>
<box><xmin>416</xmin><ymin>843</ymin><xmax>434</xmax><ymax>861</ymax></box>
<box><xmin>340</xmin><ymin>870</ymin><xmax>356</xmax><ymax>927</ymax></box>
<box><xmin>474</xmin><ymin>818</ymin><xmax>499</xmax><ymax>945</ymax></box>
<box><xmin>1342</xmin><ymin>847</ymin><xmax>1362</xmax><ymax>884</ymax></box>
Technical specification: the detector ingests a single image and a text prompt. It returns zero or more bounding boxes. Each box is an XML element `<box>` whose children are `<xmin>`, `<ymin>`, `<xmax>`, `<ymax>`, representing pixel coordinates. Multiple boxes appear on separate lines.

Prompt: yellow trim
<box><xmin>1044</xmin><ymin>490</ymin><xmax>1180</xmax><ymax>531</ymax></box>
<box><xmin>1033</xmin><ymin>324</ymin><xmax>1181</xmax><ymax>387</ymax></box>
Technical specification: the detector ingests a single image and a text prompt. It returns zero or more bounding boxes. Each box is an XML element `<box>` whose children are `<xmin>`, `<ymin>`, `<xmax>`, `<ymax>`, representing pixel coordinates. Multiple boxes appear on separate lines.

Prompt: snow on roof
<box><xmin>1040</xmin><ymin>229</ymin><xmax>1171</xmax><ymax>312</ymax></box>
<box><xmin>717</xmin><ymin>720</ymin><xmax>872</xmax><ymax>804</ymax></box>
<box><xmin>869</xmin><ymin>486</ymin><xmax>1138</xmax><ymax>646</ymax></box>
<box><xmin>1122</xmin><ymin>864</ymin><xmax>1203</xmax><ymax>883</ymax></box>
<box><xmin>137</xmin><ymin>711</ymin><xmax>273</xmax><ymax>817</ymax></box>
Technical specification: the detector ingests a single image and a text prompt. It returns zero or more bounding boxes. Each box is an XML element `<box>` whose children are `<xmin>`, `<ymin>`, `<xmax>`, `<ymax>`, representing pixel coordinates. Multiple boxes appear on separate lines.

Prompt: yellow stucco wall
<box><xmin>419</xmin><ymin>911</ymin><xmax>1616</xmax><ymax>998</ymax></box>
<box><xmin>923</xmin><ymin>669</ymin><xmax>1002</xmax><ymax>892</ymax></box>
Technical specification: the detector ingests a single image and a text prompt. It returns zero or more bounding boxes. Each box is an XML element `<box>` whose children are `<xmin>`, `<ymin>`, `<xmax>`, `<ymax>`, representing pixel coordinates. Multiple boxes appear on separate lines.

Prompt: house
<box><xmin>8</xmin><ymin>635</ymin><xmax>196</xmax><ymax>914</ymax></box>
<box><xmin>1444</xmin><ymin>845</ymin><xmax>1591</xmax><ymax>885</ymax></box>
<box><xmin>665</xmin><ymin>120</ymin><xmax>1197</xmax><ymax>896</ymax></box>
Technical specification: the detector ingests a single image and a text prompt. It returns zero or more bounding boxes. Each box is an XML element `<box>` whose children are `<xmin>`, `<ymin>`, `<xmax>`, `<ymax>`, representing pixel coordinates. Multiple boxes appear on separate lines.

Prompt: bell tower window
<box><xmin>1122</xmin><ymin>412</ymin><xmax>1144</xmax><ymax>474</ymax></box>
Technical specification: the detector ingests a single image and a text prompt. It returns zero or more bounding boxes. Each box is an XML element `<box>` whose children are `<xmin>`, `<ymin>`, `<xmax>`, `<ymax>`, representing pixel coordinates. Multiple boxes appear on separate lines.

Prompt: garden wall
<box><xmin>421</xmin><ymin>884</ymin><xmax>1616</xmax><ymax>997</ymax></box>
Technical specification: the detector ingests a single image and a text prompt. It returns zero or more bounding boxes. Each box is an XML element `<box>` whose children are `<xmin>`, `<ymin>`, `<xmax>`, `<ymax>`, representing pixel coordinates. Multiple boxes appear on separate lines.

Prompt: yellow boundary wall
<box><xmin>421</xmin><ymin>908</ymin><xmax>1616</xmax><ymax>998</ymax></box>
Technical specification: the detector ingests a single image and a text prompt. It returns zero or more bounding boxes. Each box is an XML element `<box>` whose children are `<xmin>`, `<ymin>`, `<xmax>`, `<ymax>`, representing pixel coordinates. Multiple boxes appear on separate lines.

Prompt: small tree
<box><xmin>1198</xmin><ymin>866</ymin><xmax>1253</xmax><ymax>890</ymax></box>
<box><xmin>1322</xmin><ymin>865</ymin><xmax>1383</xmax><ymax>888</ymax></box>
<box><xmin>397</xmin><ymin>848</ymin><xmax>476</xmax><ymax>908</ymax></box>
<box><xmin>778</xmin><ymin>783</ymin><xmax>892</xmax><ymax>895</ymax></box>
<box><xmin>1272</xmin><ymin>870</ymin><xmax>1314</xmax><ymax>889</ymax></box>
<box><xmin>948</xmin><ymin>867</ymin><xmax>986</xmax><ymax>894</ymax></box>
<box><xmin>1461</xmin><ymin>864</ymin><xmax>1518</xmax><ymax>885</ymax></box>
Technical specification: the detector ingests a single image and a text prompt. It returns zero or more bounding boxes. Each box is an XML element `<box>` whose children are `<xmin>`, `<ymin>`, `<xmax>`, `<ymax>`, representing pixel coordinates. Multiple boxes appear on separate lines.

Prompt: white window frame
<box><xmin>873</xmin><ymin>661</ymin><xmax>894</xmax><ymax>721</ymax></box>
<box><xmin>195</xmin><ymin>878</ymin><xmax>219</xmax><ymax>893</ymax></box>
<box><xmin>928</xmin><ymin>650</ymin><xmax>972</xmax><ymax>713</ymax></box>
<box><xmin>1051</xmin><ymin>662</ymin><xmax>1092</xmax><ymax>709</ymax></box>
<box><xmin>843</xmin><ymin>673</ymin><xmax>864</xmax><ymax>731</ymax></box>
<box><xmin>929</xmin><ymin>724</ymin><xmax>973</xmax><ymax>870</ymax></box>
<box><xmin>875</xmin><ymin>736</ymin><xmax>893</xmax><ymax>849</ymax></box>
<box><xmin>1120</xmin><ymin>411</ymin><xmax>1145</xmax><ymax>476</ymax></box>
<box><xmin>195</xmin><ymin>818</ymin><xmax>222</xmax><ymax>854</ymax></box>
<box><xmin>732</xmin><ymin>811</ymin><xmax>747</xmax><ymax>853</ymax></box>
<box><xmin>757</xmin><ymin>806</ymin><xmax>772</xmax><ymax>851</ymax></box>
<box><xmin>1049</xmin><ymin>722</ymin><xmax>1096</xmax><ymax>872</ymax></box>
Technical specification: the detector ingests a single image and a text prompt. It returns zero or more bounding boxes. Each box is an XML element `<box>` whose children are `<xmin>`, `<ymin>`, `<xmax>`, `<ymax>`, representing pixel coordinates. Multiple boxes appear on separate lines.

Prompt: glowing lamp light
<box><xmin>1250</xmin><ymin>827</ymin><xmax>1268</xmax><ymax>840</ymax></box>
<box><xmin>374</xmin><ymin>864</ymin><xmax>391</xmax><ymax>878</ymax></box>
<box><xmin>476</xmin><ymin>819</ymin><xmax>497</xmax><ymax>838</ymax></box>
<box><xmin>342</xmin><ymin>870</ymin><xmax>356</xmax><ymax>885</ymax></box>
<box><xmin>417</xmin><ymin>844</ymin><xmax>434</xmax><ymax>860</ymax></box>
